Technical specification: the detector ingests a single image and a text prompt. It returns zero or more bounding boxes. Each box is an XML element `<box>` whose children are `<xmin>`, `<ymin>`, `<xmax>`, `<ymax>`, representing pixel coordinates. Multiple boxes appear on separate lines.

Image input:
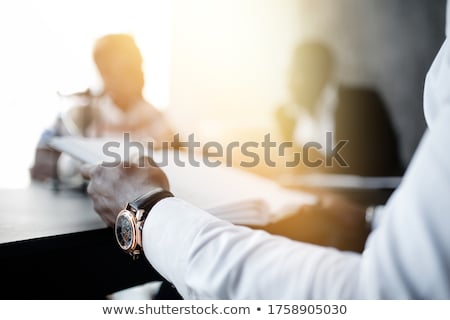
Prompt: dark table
<box><xmin>0</xmin><ymin>182</ymin><xmax>393</xmax><ymax>299</ymax></box>
<box><xmin>0</xmin><ymin>183</ymin><xmax>164</xmax><ymax>299</ymax></box>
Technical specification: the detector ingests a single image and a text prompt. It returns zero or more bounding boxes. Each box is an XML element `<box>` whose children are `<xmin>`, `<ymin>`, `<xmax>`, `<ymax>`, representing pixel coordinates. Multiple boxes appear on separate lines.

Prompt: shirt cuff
<box><xmin>141</xmin><ymin>197</ymin><xmax>222</xmax><ymax>296</ymax></box>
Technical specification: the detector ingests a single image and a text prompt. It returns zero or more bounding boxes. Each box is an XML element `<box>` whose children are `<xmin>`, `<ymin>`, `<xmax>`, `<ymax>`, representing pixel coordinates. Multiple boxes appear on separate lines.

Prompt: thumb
<box><xmin>80</xmin><ymin>163</ymin><xmax>96</xmax><ymax>180</ymax></box>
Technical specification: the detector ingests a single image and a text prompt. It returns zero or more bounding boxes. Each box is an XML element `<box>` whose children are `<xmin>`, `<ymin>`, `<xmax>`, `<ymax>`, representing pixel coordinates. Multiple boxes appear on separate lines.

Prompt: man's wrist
<box><xmin>114</xmin><ymin>189</ymin><xmax>173</xmax><ymax>259</ymax></box>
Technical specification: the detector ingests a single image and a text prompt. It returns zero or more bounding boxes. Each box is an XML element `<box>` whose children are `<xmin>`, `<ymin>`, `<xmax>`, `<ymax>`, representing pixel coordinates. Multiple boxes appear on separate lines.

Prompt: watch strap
<box><xmin>128</xmin><ymin>188</ymin><xmax>174</xmax><ymax>219</ymax></box>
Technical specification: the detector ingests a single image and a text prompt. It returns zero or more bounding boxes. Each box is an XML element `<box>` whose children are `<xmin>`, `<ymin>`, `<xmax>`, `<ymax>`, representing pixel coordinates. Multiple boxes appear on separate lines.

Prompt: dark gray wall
<box><xmin>298</xmin><ymin>0</ymin><xmax>446</xmax><ymax>165</ymax></box>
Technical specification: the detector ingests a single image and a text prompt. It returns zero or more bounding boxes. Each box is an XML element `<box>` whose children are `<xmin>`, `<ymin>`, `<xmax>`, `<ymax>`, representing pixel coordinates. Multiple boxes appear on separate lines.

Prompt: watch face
<box><xmin>115</xmin><ymin>212</ymin><xmax>136</xmax><ymax>250</ymax></box>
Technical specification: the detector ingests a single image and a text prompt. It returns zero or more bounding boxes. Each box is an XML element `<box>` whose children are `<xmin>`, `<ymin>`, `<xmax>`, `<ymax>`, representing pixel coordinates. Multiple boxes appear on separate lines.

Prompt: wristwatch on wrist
<box><xmin>115</xmin><ymin>187</ymin><xmax>174</xmax><ymax>259</ymax></box>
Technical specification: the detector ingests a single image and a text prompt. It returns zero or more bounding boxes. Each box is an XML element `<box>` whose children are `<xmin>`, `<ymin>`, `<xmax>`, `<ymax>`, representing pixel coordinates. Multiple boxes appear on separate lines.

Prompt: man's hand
<box><xmin>299</xmin><ymin>194</ymin><xmax>370</xmax><ymax>252</ymax></box>
<box><xmin>81</xmin><ymin>157</ymin><xmax>170</xmax><ymax>227</ymax></box>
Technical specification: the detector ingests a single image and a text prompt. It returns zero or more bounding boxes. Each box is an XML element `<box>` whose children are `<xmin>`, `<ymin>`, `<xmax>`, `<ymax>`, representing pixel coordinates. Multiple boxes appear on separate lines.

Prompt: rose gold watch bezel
<box><xmin>115</xmin><ymin>209</ymin><xmax>138</xmax><ymax>253</ymax></box>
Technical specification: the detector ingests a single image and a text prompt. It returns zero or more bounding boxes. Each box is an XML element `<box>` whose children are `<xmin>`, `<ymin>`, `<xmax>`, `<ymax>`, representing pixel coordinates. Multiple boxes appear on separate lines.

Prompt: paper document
<box><xmin>49</xmin><ymin>137</ymin><xmax>317</xmax><ymax>226</ymax></box>
<box><xmin>279</xmin><ymin>173</ymin><xmax>402</xmax><ymax>190</ymax></box>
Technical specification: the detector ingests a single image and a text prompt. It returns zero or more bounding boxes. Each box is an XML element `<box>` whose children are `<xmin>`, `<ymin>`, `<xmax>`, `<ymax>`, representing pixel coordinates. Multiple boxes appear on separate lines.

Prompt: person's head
<box><xmin>289</xmin><ymin>41</ymin><xmax>334</xmax><ymax>110</ymax></box>
<box><xmin>93</xmin><ymin>34</ymin><xmax>144</xmax><ymax>111</ymax></box>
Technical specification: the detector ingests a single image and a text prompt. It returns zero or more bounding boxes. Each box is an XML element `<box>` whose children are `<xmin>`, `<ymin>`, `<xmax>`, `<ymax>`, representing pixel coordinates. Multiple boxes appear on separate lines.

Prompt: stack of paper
<box><xmin>49</xmin><ymin>137</ymin><xmax>317</xmax><ymax>226</ymax></box>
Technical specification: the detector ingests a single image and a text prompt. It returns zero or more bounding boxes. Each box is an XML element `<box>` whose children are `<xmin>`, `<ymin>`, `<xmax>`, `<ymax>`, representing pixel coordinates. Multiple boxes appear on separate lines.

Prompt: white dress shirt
<box><xmin>37</xmin><ymin>94</ymin><xmax>172</xmax><ymax>183</ymax></box>
<box><xmin>293</xmin><ymin>84</ymin><xmax>338</xmax><ymax>150</ymax></box>
<box><xmin>142</xmin><ymin>9</ymin><xmax>450</xmax><ymax>299</ymax></box>
<box><xmin>65</xmin><ymin>95</ymin><xmax>172</xmax><ymax>143</ymax></box>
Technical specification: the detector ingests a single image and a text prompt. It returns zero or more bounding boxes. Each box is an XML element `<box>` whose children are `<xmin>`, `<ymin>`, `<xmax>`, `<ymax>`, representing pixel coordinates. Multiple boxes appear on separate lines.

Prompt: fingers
<box><xmin>80</xmin><ymin>164</ymin><xmax>97</xmax><ymax>180</ymax></box>
<box><xmin>92</xmin><ymin>197</ymin><xmax>117</xmax><ymax>227</ymax></box>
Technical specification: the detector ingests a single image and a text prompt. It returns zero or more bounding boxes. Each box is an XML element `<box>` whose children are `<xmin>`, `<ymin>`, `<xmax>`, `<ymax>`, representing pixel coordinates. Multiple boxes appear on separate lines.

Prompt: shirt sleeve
<box><xmin>142</xmin><ymin>37</ymin><xmax>450</xmax><ymax>298</ymax></box>
<box><xmin>143</xmin><ymin>103</ymin><xmax>450</xmax><ymax>299</ymax></box>
<box><xmin>143</xmin><ymin>197</ymin><xmax>362</xmax><ymax>299</ymax></box>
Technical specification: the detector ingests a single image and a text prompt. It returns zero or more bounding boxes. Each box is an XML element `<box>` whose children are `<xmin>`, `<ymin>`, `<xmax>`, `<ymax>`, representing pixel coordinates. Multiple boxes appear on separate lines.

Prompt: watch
<box><xmin>115</xmin><ymin>187</ymin><xmax>174</xmax><ymax>259</ymax></box>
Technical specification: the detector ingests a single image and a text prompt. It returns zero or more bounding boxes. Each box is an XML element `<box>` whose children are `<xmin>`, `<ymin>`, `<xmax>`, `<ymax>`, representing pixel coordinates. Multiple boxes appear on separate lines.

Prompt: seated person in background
<box><xmin>30</xmin><ymin>34</ymin><xmax>173</xmax><ymax>181</ymax></box>
<box><xmin>276</xmin><ymin>41</ymin><xmax>403</xmax><ymax>176</ymax></box>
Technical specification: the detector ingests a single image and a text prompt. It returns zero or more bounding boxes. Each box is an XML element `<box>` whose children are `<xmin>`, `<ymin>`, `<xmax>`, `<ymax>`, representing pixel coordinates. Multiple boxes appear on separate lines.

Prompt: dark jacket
<box><xmin>276</xmin><ymin>86</ymin><xmax>403</xmax><ymax>176</ymax></box>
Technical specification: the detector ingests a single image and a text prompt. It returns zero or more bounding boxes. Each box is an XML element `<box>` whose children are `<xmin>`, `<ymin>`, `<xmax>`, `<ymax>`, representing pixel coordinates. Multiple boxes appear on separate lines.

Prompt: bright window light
<box><xmin>0</xmin><ymin>0</ymin><xmax>171</xmax><ymax>188</ymax></box>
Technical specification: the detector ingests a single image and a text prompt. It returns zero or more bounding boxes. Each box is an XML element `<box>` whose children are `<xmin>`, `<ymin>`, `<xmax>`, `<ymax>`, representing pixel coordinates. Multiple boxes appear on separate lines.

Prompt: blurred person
<box><xmin>29</xmin><ymin>33</ymin><xmax>178</xmax><ymax>300</ymax></box>
<box><xmin>276</xmin><ymin>41</ymin><xmax>402</xmax><ymax>176</ymax></box>
<box><xmin>83</xmin><ymin>4</ymin><xmax>450</xmax><ymax>298</ymax></box>
<box><xmin>30</xmin><ymin>34</ymin><xmax>173</xmax><ymax>182</ymax></box>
